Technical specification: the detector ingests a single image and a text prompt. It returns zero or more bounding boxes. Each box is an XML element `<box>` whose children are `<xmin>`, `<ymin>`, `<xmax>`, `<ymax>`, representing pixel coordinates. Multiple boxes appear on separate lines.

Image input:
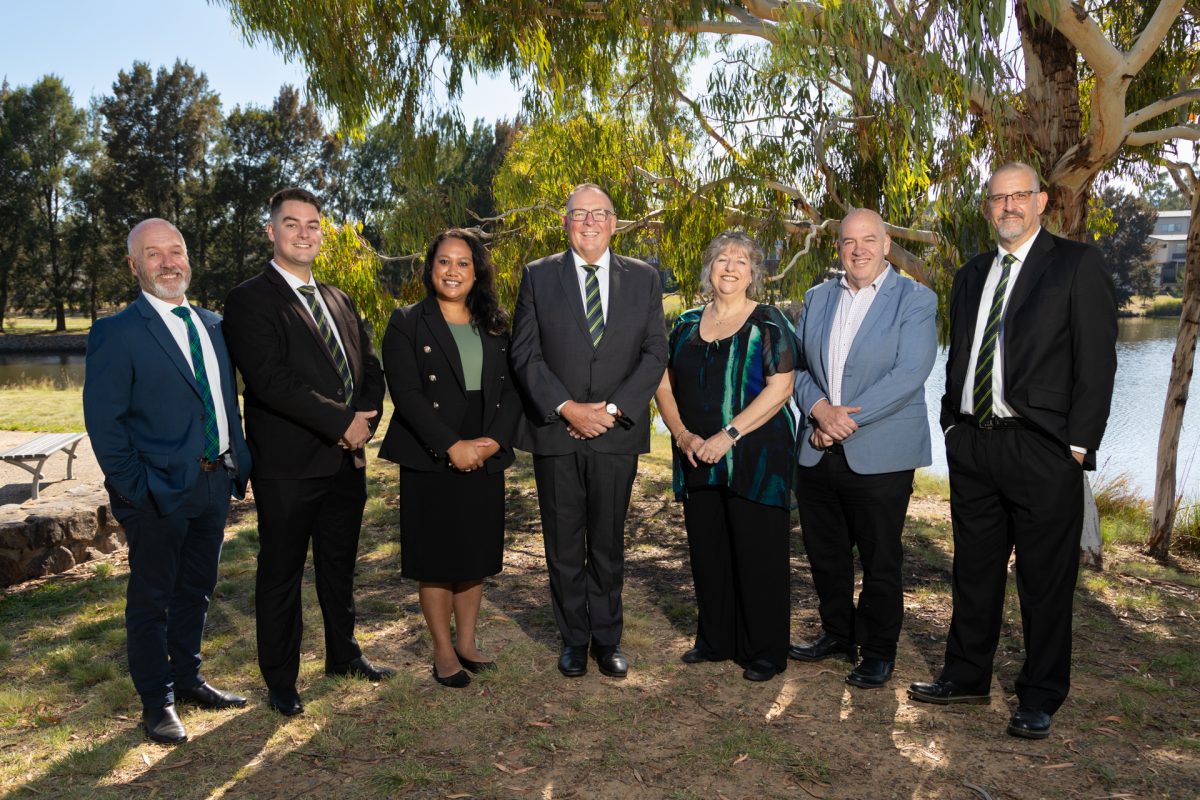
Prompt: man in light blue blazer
<box><xmin>84</xmin><ymin>219</ymin><xmax>252</xmax><ymax>744</ymax></box>
<box><xmin>790</xmin><ymin>208</ymin><xmax>937</xmax><ymax>689</ymax></box>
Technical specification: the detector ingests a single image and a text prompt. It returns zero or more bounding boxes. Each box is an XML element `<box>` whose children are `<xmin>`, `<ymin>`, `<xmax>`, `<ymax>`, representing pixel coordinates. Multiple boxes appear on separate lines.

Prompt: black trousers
<box><xmin>533</xmin><ymin>449</ymin><xmax>638</xmax><ymax>647</ymax></box>
<box><xmin>942</xmin><ymin>424</ymin><xmax>1083</xmax><ymax>715</ymax></box>
<box><xmin>113</xmin><ymin>467</ymin><xmax>231</xmax><ymax>708</ymax></box>
<box><xmin>795</xmin><ymin>450</ymin><xmax>913</xmax><ymax>661</ymax></box>
<box><xmin>253</xmin><ymin>454</ymin><xmax>366</xmax><ymax>692</ymax></box>
<box><xmin>683</xmin><ymin>487</ymin><xmax>790</xmax><ymax>671</ymax></box>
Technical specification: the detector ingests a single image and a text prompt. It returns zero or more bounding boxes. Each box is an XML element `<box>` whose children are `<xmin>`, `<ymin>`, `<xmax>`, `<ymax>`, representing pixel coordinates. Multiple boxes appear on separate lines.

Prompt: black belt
<box><xmin>822</xmin><ymin>442</ymin><xmax>845</xmax><ymax>455</ymax></box>
<box><xmin>199</xmin><ymin>454</ymin><xmax>228</xmax><ymax>472</ymax></box>
<box><xmin>964</xmin><ymin>415</ymin><xmax>1031</xmax><ymax>431</ymax></box>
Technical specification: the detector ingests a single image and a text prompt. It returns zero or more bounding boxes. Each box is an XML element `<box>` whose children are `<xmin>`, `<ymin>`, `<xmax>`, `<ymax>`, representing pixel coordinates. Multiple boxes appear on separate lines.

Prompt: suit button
<box><xmin>499</xmin><ymin>376</ymin><xmax>505</xmax><ymax>381</ymax></box>
<box><xmin>429</xmin><ymin>374</ymin><xmax>437</xmax><ymax>382</ymax></box>
<box><xmin>423</xmin><ymin>345</ymin><xmax>432</xmax><ymax>353</ymax></box>
<box><xmin>432</xmin><ymin>402</ymin><xmax>439</xmax><ymax>409</ymax></box>
<box><xmin>496</xmin><ymin>403</ymin><xmax>501</xmax><ymax>408</ymax></box>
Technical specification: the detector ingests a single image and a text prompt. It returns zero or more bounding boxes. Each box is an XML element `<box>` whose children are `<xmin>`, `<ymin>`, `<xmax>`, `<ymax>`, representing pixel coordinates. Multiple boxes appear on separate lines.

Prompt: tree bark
<box><xmin>1147</xmin><ymin>183</ymin><xmax>1200</xmax><ymax>559</ymax></box>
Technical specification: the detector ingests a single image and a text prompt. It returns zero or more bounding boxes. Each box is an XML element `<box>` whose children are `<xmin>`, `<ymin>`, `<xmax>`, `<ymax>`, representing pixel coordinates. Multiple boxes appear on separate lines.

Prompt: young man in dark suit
<box><xmin>222</xmin><ymin>188</ymin><xmax>390</xmax><ymax>717</ymax></box>
<box><xmin>510</xmin><ymin>183</ymin><xmax>668</xmax><ymax>679</ymax></box>
<box><xmin>908</xmin><ymin>163</ymin><xmax>1118</xmax><ymax>739</ymax></box>
<box><xmin>84</xmin><ymin>218</ymin><xmax>253</xmax><ymax>744</ymax></box>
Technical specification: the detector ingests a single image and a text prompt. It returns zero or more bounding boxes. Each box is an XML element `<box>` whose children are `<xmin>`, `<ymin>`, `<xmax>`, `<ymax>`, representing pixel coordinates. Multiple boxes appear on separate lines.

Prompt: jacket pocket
<box><xmin>1025</xmin><ymin>386</ymin><xmax>1069</xmax><ymax>413</ymax></box>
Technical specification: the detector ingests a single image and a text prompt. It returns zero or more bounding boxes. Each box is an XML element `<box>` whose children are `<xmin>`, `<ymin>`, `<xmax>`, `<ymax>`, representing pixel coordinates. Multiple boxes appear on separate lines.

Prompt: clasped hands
<box><xmin>447</xmin><ymin>437</ymin><xmax>501</xmax><ymax>471</ymax></box>
<box><xmin>339</xmin><ymin>409</ymin><xmax>378</xmax><ymax>450</ymax></box>
<box><xmin>562</xmin><ymin>400</ymin><xmax>618</xmax><ymax>440</ymax></box>
<box><xmin>808</xmin><ymin>399</ymin><xmax>860</xmax><ymax>449</ymax></box>
<box><xmin>674</xmin><ymin>430</ymin><xmax>735</xmax><ymax>467</ymax></box>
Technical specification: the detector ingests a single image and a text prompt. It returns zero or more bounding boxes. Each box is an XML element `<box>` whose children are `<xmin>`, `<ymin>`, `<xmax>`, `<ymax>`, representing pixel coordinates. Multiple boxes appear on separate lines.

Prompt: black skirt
<box><xmin>399</xmin><ymin>390</ymin><xmax>505</xmax><ymax>582</ymax></box>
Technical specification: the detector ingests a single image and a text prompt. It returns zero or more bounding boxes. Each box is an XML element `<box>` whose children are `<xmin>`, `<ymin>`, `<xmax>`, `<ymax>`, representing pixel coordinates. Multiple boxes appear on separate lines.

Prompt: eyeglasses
<box><xmin>985</xmin><ymin>189</ymin><xmax>1038</xmax><ymax>206</ymax></box>
<box><xmin>566</xmin><ymin>208</ymin><xmax>615</xmax><ymax>222</ymax></box>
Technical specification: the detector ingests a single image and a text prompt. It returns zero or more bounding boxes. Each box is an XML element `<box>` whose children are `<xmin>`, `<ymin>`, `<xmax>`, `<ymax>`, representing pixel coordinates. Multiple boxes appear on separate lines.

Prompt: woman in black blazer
<box><xmin>379</xmin><ymin>228</ymin><xmax>521</xmax><ymax>688</ymax></box>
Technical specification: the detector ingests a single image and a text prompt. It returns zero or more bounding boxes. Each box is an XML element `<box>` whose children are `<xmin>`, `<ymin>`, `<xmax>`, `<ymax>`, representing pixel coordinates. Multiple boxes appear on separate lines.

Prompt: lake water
<box><xmin>2</xmin><ymin>317</ymin><xmax>1198</xmax><ymax>497</ymax></box>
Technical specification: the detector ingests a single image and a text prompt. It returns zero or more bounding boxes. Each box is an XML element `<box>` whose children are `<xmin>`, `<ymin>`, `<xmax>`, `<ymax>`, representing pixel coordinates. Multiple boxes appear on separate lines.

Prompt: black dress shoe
<box><xmin>788</xmin><ymin>634</ymin><xmax>856</xmax><ymax>663</ymax></box>
<box><xmin>432</xmin><ymin>664</ymin><xmax>471</xmax><ymax>688</ymax></box>
<box><xmin>680</xmin><ymin>646</ymin><xmax>723</xmax><ymax>664</ymax></box>
<box><xmin>267</xmin><ymin>687</ymin><xmax>304</xmax><ymax>717</ymax></box>
<box><xmin>592</xmin><ymin>644</ymin><xmax>628</xmax><ymax>678</ymax></box>
<box><xmin>907</xmin><ymin>679</ymin><xmax>990</xmax><ymax>705</ymax></box>
<box><xmin>558</xmin><ymin>645</ymin><xmax>588</xmax><ymax>677</ymax></box>
<box><xmin>742</xmin><ymin>659</ymin><xmax>783</xmax><ymax>682</ymax></box>
<box><xmin>455</xmin><ymin>650</ymin><xmax>497</xmax><ymax>674</ymax></box>
<box><xmin>143</xmin><ymin>704</ymin><xmax>187</xmax><ymax>744</ymax></box>
<box><xmin>176</xmin><ymin>682</ymin><xmax>248</xmax><ymax>709</ymax></box>
<box><xmin>1007</xmin><ymin>707</ymin><xmax>1052</xmax><ymax>739</ymax></box>
<box><xmin>846</xmin><ymin>658</ymin><xmax>895</xmax><ymax>688</ymax></box>
<box><xmin>326</xmin><ymin>655</ymin><xmax>395</xmax><ymax>682</ymax></box>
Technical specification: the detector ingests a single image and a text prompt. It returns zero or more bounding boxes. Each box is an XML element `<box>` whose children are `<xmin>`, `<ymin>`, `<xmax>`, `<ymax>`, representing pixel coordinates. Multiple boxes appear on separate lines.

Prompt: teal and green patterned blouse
<box><xmin>667</xmin><ymin>304</ymin><xmax>798</xmax><ymax>509</ymax></box>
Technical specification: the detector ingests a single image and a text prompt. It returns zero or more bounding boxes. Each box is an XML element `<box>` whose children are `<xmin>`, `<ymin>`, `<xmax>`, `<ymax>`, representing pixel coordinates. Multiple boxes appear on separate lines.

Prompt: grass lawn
<box><xmin>0</xmin><ymin>427</ymin><xmax>1197</xmax><ymax>798</ymax></box>
<box><xmin>0</xmin><ymin>386</ymin><xmax>85</xmax><ymax>432</ymax></box>
<box><xmin>1</xmin><ymin>315</ymin><xmax>93</xmax><ymax>334</ymax></box>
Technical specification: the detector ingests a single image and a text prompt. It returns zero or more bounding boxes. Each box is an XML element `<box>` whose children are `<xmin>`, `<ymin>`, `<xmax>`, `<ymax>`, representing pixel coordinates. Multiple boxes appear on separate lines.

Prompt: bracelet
<box><xmin>674</xmin><ymin>431</ymin><xmax>690</xmax><ymax>448</ymax></box>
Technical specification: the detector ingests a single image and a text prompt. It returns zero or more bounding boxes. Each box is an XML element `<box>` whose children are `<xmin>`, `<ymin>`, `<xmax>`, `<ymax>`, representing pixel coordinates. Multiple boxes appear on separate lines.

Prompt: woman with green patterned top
<box><xmin>655</xmin><ymin>231</ymin><xmax>798</xmax><ymax>682</ymax></box>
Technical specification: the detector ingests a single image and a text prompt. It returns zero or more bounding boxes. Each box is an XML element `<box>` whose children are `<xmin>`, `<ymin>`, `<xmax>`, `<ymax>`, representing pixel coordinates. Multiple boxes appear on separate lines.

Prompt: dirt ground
<box><xmin>2</xmin><ymin>445</ymin><xmax>1198</xmax><ymax>799</ymax></box>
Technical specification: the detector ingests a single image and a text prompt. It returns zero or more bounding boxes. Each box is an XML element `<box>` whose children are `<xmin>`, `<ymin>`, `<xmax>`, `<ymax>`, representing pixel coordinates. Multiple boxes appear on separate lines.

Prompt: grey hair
<box><xmin>699</xmin><ymin>231</ymin><xmax>766</xmax><ymax>299</ymax></box>
<box><xmin>989</xmin><ymin>162</ymin><xmax>1042</xmax><ymax>192</ymax></box>
<box><xmin>127</xmin><ymin>218</ymin><xmax>186</xmax><ymax>258</ymax></box>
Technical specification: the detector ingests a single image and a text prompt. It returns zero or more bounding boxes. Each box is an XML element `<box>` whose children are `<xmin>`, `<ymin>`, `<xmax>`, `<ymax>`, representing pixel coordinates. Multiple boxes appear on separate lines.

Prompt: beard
<box><xmin>138</xmin><ymin>265</ymin><xmax>191</xmax><ymax>301</ymax></box>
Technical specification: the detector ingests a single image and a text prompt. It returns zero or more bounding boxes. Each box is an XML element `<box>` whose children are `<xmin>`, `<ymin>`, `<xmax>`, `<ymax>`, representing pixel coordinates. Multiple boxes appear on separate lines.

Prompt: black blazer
<box><xmin>509</xmin><ymin>250</ymin><xmax>668</xmax><ymax>456</ymax></box>
<box><xmin>222</xmin><ymin>263</ymin><xmax>385</xmax><ymax>479</ymax></box>
<box><xmin>378</xmin><ymin>296</ymin><xmax>521</xmax><ymax>473</ymax></box>
<box><xmin>940</xmin><ymin>228</ymin><xmax>1117</xmax><ymax>469</ymax></box>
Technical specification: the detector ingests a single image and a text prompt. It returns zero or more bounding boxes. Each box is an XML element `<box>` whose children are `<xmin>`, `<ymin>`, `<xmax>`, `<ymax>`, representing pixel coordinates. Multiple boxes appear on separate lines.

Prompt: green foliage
<box><xmin>1147</xmin><ymin>297</ymin><xmax>1183</xmax><ymax>317</ymax></box>
<box><xmin>1093</xmin><ymin>186</ymin><xmax>1158</xmax><ymax>305</ymax></box>
<box><xmin>312</xmin><ymin>218</ymin><xmax>397</xmax><ymax>348</ymax></box>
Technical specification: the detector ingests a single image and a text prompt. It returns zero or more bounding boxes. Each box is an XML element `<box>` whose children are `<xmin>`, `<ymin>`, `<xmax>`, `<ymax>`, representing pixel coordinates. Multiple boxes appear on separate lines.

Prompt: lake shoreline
<box><xmin>0</xmin><ymin>333</ymin><xmax>87</xmax><ymax>353</ymax></box>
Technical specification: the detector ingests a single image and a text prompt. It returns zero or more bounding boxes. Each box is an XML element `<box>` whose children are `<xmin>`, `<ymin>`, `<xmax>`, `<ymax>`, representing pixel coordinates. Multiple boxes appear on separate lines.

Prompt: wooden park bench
<box><xmin>0</xmin><ymin>433</ymin><xmax>87</xmax><ymax>500</ymax></box>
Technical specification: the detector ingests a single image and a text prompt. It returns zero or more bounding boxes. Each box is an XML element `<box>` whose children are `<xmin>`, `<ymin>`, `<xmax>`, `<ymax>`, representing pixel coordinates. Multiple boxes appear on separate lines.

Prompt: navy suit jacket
<box><xmin>509</xmin><ymin>250</ymin><xmax>668</xmax><ymax>456</ymax></box>
<box><xmin>794</xmin><ymin>268</ymin><xmax>938</xmax><ymax>474</ymax></box>
<box><xmin>83</xmin><ymin>294</ymin><xmax>251</xmax><ymax>516</ymax></box>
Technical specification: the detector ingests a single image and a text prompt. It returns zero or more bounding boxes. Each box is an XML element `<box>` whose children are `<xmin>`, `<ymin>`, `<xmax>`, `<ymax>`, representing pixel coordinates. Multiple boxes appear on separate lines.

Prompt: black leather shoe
<box><xmin>326</xmin><ymin>656</ymin><xmax>395</xmax><ymax>682</ymax></box>
<box><xmin>788</xmin><ymin>634</ymin><xmax>856</xmax><ymax>663</ymax></box>
<box><xmin>680</xmin><ymin>646</ymin><xmax>723</xmax><ymax>664</ymax></box>
<box><xmin>176</xmin><ymin>682</ymin><xmax>248</xmax><ymax>709</ymax></box>
<box><xmin>432</xmin><ymin>664</ymin><xmax>471</xmax><ymax>688</ymax></box>
<box><xmin>455</xmin><ymin>650</ymin><xmax>497</xmax><ymax>674</ymax></box>
<box><xmin>742</xmin><ymin>659</ymin><xmax>783</xmax><ymax>682</ymax></box>
<box><xmin>907</xmin><ymin>679</ymin><xmax>990</xmax><ymax>705</ymax></box>
<box><xmin>1007</xmin><ymin>707</ymin><xmax>1052</xmax><ymax>739</ymax></box>
<box><xmin>558</xmin><ymin>645</ymin><xmax>588</xmax><ymax>677</ymax></box>
<box><xmin>593</xmin><ymin>644</ymin><xmax>628</xmax><ymax>678</ymax></box>
<box><xmin>143</xmin><ymin>704</ymin><xmax>187</xmax><ymax>744</ymax></box>
<box><xmin>846</xmin><ymin>658</ymin><xmax>895</xmax><ymax>688</ymax></box>
<box><xmin>267</xmin><ymin>687</ymin><xmax>304</xmax><ymax>717</ymax></box>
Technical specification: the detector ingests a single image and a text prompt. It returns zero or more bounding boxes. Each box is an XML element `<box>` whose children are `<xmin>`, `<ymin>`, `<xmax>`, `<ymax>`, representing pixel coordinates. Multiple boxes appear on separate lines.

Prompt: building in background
<box><xmin>1150</xmin><ymin>210</ymin><xmax>1189</xmax><ymax>285</ymax></box>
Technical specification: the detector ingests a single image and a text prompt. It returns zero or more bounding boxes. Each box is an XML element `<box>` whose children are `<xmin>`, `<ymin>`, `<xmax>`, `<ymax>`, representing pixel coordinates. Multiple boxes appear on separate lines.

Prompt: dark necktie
<box><xmin>297</xmin><ymin>285</ymin><xmax>354</xmax><ymax>402</ymax></box>
<box><xmin>973</xmin><ymin>253</ymin><xmax>1016</xmax><ymax>421</ymax></box>
<box><xmin>583</xmin><ymin>265</ymin><xmax>605</xmax><ymax>347</ymax></box>
<box><xmin>170</xmin><ymin>307</ymin><xmax>221</xmax><ymax>460</ymax></box>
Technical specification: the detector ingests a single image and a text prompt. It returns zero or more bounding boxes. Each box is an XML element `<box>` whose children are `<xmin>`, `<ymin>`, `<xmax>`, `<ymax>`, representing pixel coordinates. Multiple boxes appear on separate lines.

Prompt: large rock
<box><xmin>0</xmin><ymin>497</ymin><xmax>125</xmax><ymax>586</ymax></box>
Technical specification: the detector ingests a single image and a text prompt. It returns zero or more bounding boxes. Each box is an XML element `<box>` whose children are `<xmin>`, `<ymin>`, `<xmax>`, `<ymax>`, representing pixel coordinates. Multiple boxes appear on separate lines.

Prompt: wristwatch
<box><xmin>723</xmin><ymin>424</ymin><xmax>741</xmax><ymax>444</ymax></box>
<box><xmin>605</xmin><ymin>403</ymin><xmax>619</xmax><ymax>416</ymax></box>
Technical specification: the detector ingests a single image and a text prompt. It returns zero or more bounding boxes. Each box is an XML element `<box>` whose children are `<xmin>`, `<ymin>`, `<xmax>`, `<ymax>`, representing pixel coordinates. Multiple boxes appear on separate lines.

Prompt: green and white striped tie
<box><xmin>583</xmin><ymin>265</ymin><xmax>605</xmax><ymax>347</ymax></box>
<box><xmin>972</xmin><ymin>254</ymin><xmax>1016</xmax><ymax>421</ymax></box>
<box><xmin>298</xmin><ymin>285</ymin><xmax>354</xmax><ymax>402</ymax></box>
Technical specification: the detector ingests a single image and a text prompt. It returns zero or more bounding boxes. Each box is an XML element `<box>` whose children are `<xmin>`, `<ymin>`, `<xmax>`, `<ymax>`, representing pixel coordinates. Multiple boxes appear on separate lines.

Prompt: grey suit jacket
<box><xmin>794</xmin><ymin>268</ymin><xmax>938</xmax><ymax>474</ymax></box>
<box><xmin>510</xmin><ymin>250</ymin><xmax>668</xmax><ymax>456</ymax></box>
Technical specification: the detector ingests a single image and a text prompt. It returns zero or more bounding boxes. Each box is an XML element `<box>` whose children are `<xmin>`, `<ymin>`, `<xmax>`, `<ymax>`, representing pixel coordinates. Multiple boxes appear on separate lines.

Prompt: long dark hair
<box><xmin>422</xmin><ymin>228</ymin><xmax>509</xmax><ymax>336</ymax></box>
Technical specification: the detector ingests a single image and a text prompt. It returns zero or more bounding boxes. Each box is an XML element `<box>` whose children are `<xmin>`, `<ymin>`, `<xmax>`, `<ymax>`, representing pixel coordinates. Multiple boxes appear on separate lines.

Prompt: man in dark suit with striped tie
<box><xmin>84</xmin><ymin>219</ymin><xmax>253</xmax><ymax>743</ymax></box>
<box><xmin>510</xmin><ymin>183</ymin><xmax>668</xmax><ymax>679</ymax></box>
<box><xmin>908</xmin><ymin>163</ymin><xmax>1117</xmax><ymax>740</ymax></box>
<box><xmin>223</xmin><ymin>188</ymin><xmax>390</xmax><ymax>717</ymax></box>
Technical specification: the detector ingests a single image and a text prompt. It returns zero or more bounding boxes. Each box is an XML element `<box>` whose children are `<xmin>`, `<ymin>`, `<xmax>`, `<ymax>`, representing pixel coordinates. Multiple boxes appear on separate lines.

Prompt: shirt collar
<box><xmin>838</xmin><ymin>265</ymin><xmax>892</xmax><ymax>295</ymax></box>
<box><xmin>998</xmin><ymin>226</ymin><xmax>1041</xmax><ymax>266</ymax></box>
<box><xmin>271</xmin><ymin>259</ymin><xmax>316</xmax><ymax>290</ymax></box>
<box><xmin>142</xmin><ymin>290</ymin><xmax>192</xmax><ymax>317</ymax></box>
<box><xmin>570</xmin><ymin>249</ymin><xmax>611</xmax><ymax>271</ymax></box>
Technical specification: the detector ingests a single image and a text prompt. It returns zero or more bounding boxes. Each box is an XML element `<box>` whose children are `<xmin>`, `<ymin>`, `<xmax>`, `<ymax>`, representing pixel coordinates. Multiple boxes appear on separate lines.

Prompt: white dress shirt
<box><xmin>271</xmin><ymin>261</ymin><xmax>353</xmax><ymax>391</ymax></box>
<box><xmin>825</xmin><ymin>266</ymin><xmax>891</xmax><ymax>406</ymax></box>
<box><xmin>570</xmin><ymin>248</ymin><xmax>611</xmax><ymax>322</ymax></box>
<box><xmin>142</xmin><ymin>291</ymin><xmax>231</xmax><ymax>455</ymax></box>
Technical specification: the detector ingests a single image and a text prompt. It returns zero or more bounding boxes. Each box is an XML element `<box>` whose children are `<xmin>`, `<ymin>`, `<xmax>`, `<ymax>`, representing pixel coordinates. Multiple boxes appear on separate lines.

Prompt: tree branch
<box><xmin>1032</xmin><ymin>0</ymin><xmax>1122</xmax><ymax>76</ymax></box>
<box><xmin>1125</xmin><ymin>88</ymin><xmax>1200</xmax><ymax>132</ymax></box>
<box><xmin>1126</xmin><ymin>125</ymin><xmax>1200</xmax><ymax>147</ymax></box>
<box><xmin>1126</xmin><ymin>0</ymin><xmax>1190</xmax><ymax>75</ymax></box>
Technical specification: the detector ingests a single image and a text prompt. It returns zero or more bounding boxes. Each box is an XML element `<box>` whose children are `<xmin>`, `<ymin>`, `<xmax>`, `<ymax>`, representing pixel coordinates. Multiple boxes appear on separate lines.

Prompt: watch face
<box><xmin>606</xmin><ymin>403</ymin><xmax>618</xmax><ymax>415</ymax></box>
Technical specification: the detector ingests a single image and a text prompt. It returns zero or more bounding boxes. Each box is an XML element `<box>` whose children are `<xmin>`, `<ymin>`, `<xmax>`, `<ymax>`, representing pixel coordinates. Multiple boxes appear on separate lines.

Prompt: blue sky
<box><xmin>2</xmin><ymin>0</ymin><xmax>521</xmax><ymax>122</ymax></box>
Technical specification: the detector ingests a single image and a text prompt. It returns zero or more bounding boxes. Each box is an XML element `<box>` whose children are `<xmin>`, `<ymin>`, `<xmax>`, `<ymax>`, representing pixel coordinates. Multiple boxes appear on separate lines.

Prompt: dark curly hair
<box><xmin>422</xmin><ymin>228</ymin><xmax>509</xmax><ymax>336</ymax></box>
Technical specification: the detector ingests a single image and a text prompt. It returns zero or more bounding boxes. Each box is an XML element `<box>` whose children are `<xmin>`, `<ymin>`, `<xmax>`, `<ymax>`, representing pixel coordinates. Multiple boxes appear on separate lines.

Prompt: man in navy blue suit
<box><xmin>84</xmin><ymin>219</ymin><xmax>253</xmax><ymax>744</ymax></box>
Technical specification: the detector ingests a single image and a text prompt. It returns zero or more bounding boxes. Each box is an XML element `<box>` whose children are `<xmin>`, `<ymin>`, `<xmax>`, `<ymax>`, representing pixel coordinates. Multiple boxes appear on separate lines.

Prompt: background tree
<box><xmin>1093</xmin><ymin>186</ymin><xmax>1158</xmax><ymax>307</ymax></box>
<box><xmin>0</xmin><ymin>80</ymin><xmax>33</xmax><ymax>331</ymax></box>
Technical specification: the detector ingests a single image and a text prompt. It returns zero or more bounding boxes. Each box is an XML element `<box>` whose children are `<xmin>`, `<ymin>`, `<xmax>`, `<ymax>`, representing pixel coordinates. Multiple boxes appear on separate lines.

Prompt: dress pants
<box><xmin>942</xmin><ymin>424</ymin><xmax>1084</xmax><ymax>714</ymax></box>
<box><xmin>253</xmin><ymin>453</ymin><xmax>366</xmax><ymax>692</ymax></box>
<box><xmin>114</xmin><ymin>467</ymin><xmax>231</xmax><ymax>709</ymax></box>
<box><xmin>795</xmin><ymin>449</ymin><xmax>913</xmax><ymax>661</ymax></box>
<box><xmin>533</xmin><ymin>449</ymin><xmax>637</xmax><ymax>647</ymax></box>
<box><xmin>683</xmin><ymin>487</ymin><xmax>790</xmax><ymax>671</ymax></box>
